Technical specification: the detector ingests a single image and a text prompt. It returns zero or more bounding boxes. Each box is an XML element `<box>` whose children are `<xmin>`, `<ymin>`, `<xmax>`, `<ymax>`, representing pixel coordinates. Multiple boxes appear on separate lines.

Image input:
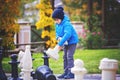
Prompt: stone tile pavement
<box><xmin>56</xmin><ymin>74</ymin><xmax>120</xmax><ymax>80</ymax></box>
<box><xmin>6</xmin><ymin>73</ymin><xmax>120</xmax><ymax>80</ymax></box>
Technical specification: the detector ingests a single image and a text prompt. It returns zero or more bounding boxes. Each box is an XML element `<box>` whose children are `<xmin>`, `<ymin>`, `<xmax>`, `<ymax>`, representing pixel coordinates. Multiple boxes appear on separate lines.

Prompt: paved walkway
<box><xmin>6</xmin><ymin>73</ymin><xmax>120</xmax><ymax>80</ymax></box>
<box><xmin>56</xmin><ymin>74</ymin><xmax>120</xmax><ymax>80</ymax></box>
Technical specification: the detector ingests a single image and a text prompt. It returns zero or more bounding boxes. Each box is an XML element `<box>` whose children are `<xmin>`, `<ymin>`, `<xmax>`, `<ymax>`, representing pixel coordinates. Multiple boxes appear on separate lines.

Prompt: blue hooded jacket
<box><xmin>55</xmin><ymin>15</ymin><xmax>79</xmax><ymax>46</ymax></box>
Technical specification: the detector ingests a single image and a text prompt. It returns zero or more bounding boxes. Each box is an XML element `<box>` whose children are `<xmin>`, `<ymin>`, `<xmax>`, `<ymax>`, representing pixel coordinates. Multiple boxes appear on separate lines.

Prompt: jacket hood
<box><xmin>60</xmin><ymin>15</ymin><xmax>70</xmax><ymax>25</ymax></box>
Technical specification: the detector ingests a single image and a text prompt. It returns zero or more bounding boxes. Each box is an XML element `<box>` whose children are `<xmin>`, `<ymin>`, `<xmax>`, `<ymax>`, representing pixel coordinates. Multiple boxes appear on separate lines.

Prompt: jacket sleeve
<box><xmin>56</xmin><ymin>33</ymin><xmax>59</xmax><ymax>40</ymax></box>
<box><xmin>55</xmin><ymin>25</ymin><xmax>59</xmax><ymax>40</ymax></box>
<box><xmin>58</xmin><ymin>25</ymin><xmax>72</xmax><ymax>46</ymax></box>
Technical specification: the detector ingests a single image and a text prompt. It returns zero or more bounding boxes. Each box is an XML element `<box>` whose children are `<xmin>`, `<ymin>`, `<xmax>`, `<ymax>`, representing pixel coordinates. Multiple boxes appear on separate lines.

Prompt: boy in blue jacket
<box><xmin>52</xmin><ymin>7</ymin><xmax>79</xmax><ymax>79</ymax></box>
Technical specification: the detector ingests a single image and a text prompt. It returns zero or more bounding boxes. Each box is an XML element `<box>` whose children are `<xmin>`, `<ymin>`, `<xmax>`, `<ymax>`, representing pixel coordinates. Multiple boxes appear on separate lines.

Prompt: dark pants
<box><xmin>63</xmin><ymin>44</ymin><xmax>77</xmax><ymax>72</ymax></box>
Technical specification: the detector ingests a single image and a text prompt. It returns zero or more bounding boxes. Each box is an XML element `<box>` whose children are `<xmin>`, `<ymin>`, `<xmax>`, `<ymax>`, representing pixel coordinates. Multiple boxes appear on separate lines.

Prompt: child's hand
<box><xmin>58</xmin><ymin>37</ymin><xmax>62</xmax><ymax>42</ymax></box>
<box><xmin>58</xmin><ymin>45</ymin><xmax>63</xmax><ymax>50</ymax></box>
<box><xmin>58</xmin><ymin>37</ymin><xmax>68</xmax><ymax>45</ymax></box>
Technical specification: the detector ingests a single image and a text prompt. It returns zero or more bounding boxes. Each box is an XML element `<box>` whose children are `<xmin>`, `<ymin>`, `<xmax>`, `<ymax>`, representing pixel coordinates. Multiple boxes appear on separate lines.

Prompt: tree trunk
<box><xmin>87</xmin><ymin>0</ymin><xmax>93</xmax><ymax>48</ymax></box>
<box><xmin>50</xmin><ymin>0</ymin><xmax>55</xmax><ymax>10</ymax></box>
<box><xmin>88</xmin><ymin>0</ymin><xmax>93</xmax><ymax>32</ymax></box>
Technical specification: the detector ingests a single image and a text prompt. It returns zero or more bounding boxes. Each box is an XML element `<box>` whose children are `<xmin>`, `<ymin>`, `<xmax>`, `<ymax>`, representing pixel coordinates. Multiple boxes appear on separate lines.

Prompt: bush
<box><xmin>80</xmin><ymin>30</ymin><xmax>106</xmax><ymax>49</ymax></box>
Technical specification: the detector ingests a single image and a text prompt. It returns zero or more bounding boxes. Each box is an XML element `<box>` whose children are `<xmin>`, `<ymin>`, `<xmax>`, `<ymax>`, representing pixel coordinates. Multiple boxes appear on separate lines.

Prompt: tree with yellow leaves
<box><xmin>0</xmin><ymin>0</ymin><xmax>21</xmax><ymax>50</ymax></box>
<box><xmin>36</xmin><ymin>0</ymin><xmax>57</xmax><ymax>49</ymax></box>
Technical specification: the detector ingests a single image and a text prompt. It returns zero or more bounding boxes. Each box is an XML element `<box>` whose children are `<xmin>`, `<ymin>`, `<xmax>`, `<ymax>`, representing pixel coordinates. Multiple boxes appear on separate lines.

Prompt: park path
<box><xmin>6</xmin><ymin>73</ymin><xmax>120</xmax><ymax>80</ymax></box>
<box><xmin>56</xmin><ymin>74</ymin><xmax>120</xmax><ymax>80</ymax></box>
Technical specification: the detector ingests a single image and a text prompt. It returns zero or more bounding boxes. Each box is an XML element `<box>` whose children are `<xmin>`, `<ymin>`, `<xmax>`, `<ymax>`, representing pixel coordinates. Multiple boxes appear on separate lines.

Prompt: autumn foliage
<box><xmin>36</xmin><ymin>0</ymin><xmax>57</xmax><ymax>49</ymax></box>
<box><xmin>0</xmin><ymin>0</ymin><xmax>20</xmax><ymax>49</ymax></box>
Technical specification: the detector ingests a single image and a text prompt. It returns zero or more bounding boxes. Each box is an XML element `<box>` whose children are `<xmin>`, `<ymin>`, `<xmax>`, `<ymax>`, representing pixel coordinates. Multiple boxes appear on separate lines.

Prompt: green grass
<box><xmin>2</xmin><ymin>49</ymin><xmax>120</xmax><ymax>74</ymax></box>
<box><xmin>74</xmin><ymin>49</ymin><xmax>120</xmax><ymax>74</ymax></box>
<box><xmin>2</xmin><ymin>58</ymin><xmax>11</xmax><ymax>73</ymax></box>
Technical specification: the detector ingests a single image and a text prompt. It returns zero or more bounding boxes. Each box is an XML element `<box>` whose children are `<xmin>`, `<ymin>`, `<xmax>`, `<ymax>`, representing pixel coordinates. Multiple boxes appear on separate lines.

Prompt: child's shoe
<box><xmin>64</xmin><ymin>72</ymin><xmax>74</xmax><ymax>79</ymax></box>
<box><xmin>57</xmin><ymin>72</ymin><xmax>67</xmax><ymax>79</ymax></box>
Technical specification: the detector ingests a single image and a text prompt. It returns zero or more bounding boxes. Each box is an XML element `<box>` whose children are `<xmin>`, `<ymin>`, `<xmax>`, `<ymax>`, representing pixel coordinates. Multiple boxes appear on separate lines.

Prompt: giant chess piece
<box><xmin>71</xmin><ymin>59</ymin><xmax>87</xmax><ymax>80</ymax></box>
<box><xmin>46</xmin><ymin>37</ymin><xmax>68</xmax><ymax>60</ymax></box>
<box><xmin>46</xmin><ymin>45</ymin><xmax>59</xmax><ymax>60</ymax></box>
<box><xmin>18</xmin><ymin>50</ymin><xmax>25</xmax><ymax>69</ymax></box>
<box><xmin>9</xmin><ymin>54</ymin><xmax>21</xmax><ymax>80</ymax></box>
<box><xmin>22</xmin><ymin>45</ymin><xmax>33</xmax><ymax>80</ymax></box>
<box><xmin>42</xmin><ymin>50</ymin><xmax>50</xmax><ymax>67</ymax></box>
<box><xmin>99</xmin><ymin>58</ymin><xmax>118</xmax><ymax>80</ymax></box>
<box><xmin>0</xmin><ymin>38</ymin><xmax>7</xmax><ymax>80</ymax></box>
<box><xmin>35</xmin><ymin>65</ymin><xmax>56</xmax><ymax>80</ymax></box>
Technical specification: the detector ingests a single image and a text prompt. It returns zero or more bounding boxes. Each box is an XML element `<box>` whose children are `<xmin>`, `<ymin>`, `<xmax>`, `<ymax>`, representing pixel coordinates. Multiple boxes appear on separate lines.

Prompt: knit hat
<box><xmin>52</xmin><ymin>9</ymin><xmax>64</xmax><ymax>20</ymax></box>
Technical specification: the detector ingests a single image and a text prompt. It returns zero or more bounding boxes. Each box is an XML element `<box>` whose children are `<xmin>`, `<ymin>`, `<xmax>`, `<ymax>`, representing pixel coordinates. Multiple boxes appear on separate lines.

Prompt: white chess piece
<box><xmin>22</xmin><ymin>45</ymin><xmax>33</xmax><ymax>80</ymax></box>
<box><xmin>71</xmin><ymin>59</ymin><xmax>87</xmax><ymax>80</ymax></box>
<box><xmin>18</xmin><ymin>50</ymin><xmax>25</xmax><ymax>68</ymax></box>
<box><xmin>46</xmin><ymin>45</ymin><xmax>59</xmax><ymax>60</ymax></box>
<box><xmin>46</xmin><ymin>37</ymin><xmax>68</xmax><ymax>60</ymax></box>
